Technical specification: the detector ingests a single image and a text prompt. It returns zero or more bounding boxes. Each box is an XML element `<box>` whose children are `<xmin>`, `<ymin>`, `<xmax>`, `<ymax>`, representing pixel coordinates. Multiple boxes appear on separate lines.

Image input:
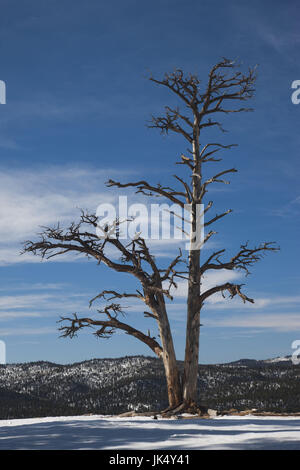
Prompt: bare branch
<box><xmin>89</xmin><ymin>290</ymin><xmax>143</xmax><ymax>307</ymax></box>
<box><xmin>106</xmin><ymin>179</ymin><xmax>185</xmax><ymax>208</ymax></box>
<box><xmin>58</xmin><ymin>304</ymin><xmax>163</xmax><ymax>358</ymax></box>
<box><xmin>201</xmin><ymin>242</ymin><xmax>279</xmax><ymax>275</ymax></box>
<box><xmin>148</xmin><ymin>112</ymin><xmax>193</xmax><ymax>142</ymax></box>
<box><xmin>199</xmin><ymin>168</ymin><xmax>237</xmax><ymax>200</ymax></box>
<box><xmin>160</xmin><ymin>249</ymin><xmax>184</xmax><ymax>281</ymax></box>
<box><xmin>149</xmin><ymin>69</ymin><xmax>200</xmax><ymax>109</ymax></box>
<box><xmin>199</xmin><ymin>143</ymin><xmax>237</xmax><ymax>162</ymax></box>
<box><xmin>176</xmin><ymin>153</ymin><xmax>194</xmax><ymax>170</ymax></box>
<box><xmin>200</xmin><ymin>282</ymin><xmax>254</xmax><ymax>304</ymax></box>
<box><xmin>204</xmin><ymin>209</ymin><xmax>232</xmax><ymax>227</ymax></box>
<box><xmin>173</xmin><ymin>175</ymin><xmax>193</xmax><ymax>203</ymax></box>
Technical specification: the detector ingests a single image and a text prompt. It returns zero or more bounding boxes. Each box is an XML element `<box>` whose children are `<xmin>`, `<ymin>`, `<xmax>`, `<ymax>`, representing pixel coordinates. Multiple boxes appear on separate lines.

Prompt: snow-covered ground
<box><xmin>0</xmin><ymin>415</ymin><xmax>300</xmax><ymax>449</ymax></box>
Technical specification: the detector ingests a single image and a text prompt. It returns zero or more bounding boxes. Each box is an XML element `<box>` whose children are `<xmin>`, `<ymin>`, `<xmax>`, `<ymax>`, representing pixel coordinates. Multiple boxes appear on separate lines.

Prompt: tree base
<box><xmin>161</xmin><ymin>401</ymin><xmax>208</xmax><ymax>417</ymax></box>
<box><xmin>117</xmin><ymin>402</ymin><xmax>213</xmax><ymax>419</ymax></box>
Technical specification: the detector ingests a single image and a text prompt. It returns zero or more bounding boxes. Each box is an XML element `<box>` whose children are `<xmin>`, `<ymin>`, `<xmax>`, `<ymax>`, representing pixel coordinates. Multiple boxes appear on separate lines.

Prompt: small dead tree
<box><xmin>23</xmin><ymin>58</ymin><xmax>278</xmax><ymax>414</ymax></box>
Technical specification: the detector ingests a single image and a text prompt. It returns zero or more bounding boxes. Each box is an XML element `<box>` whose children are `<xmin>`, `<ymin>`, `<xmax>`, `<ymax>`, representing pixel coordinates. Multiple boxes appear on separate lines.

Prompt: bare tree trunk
<box><xmin>183</xmin><ymin>250</ymin><xmax>201</xmax><ymax>405</ymax></box>
<box><xmin>183</xmin><ymin>121</ymin><xmax>202</xmax><ymax>406</ymax></box>
<box><xmin>161</xmin><ymin>338</ymin><xmax>182</xmax><ymax>407</ymax></box>
<box><xmin>155</xmin><ymin>299</ymin><xmax>182</xmax><ymax>407</ymax></box>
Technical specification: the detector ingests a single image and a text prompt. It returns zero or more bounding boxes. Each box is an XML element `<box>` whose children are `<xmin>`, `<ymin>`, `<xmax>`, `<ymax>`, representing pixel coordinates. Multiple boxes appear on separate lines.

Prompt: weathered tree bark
<box><xmin>146</xmin><ymin>290</ymin><xmax>182</xmax><ymax>407</ymax></box>
<box><xmin>183</xmin><ymin>118</ymin><xmax>202</xmax><ymax>405</ymax></box>
<box><xmin>183</xmin><ymin>252</ymin><xmax>201</xmax><ymax>405</ymax></box>
<box><xmin>157</xmin><ymin>309</ymin><xmax>182</xmax><ymax>407</ymax></box>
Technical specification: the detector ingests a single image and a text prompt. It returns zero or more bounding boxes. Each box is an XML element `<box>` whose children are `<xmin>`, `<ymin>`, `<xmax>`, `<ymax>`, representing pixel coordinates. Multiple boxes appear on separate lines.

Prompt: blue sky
<box><xmin>0</xmin><ymin>0</ymin><xmax>300</xmax><ymax>364</ymax></box>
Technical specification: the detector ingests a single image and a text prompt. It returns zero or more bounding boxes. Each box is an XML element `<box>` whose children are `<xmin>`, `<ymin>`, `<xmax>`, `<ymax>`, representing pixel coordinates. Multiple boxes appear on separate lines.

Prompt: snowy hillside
<box><xmin>264</xmin><ymin>356</ymin><xmax>292</xmax><ymax>363</ymax></box>
<box><xmin>0</xmin><ymin>415</ymin><xmax>300</xmax><ymax>450</ymax></box>
<box><xmin>0</xmin><ymin>355</ymin><xmax>300</xmax><ymax>419</ymax></box>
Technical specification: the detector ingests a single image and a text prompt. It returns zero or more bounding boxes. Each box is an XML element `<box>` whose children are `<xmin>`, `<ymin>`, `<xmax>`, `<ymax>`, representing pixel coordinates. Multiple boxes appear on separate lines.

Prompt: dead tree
<box><xmin>23</xmin><ymin>58</ymin><xmax>279</xmax><ymax>413</ymax></box>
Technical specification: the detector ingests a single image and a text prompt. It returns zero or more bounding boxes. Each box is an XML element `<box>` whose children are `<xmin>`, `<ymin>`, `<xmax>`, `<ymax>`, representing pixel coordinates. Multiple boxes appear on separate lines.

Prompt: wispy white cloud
<box><xmin>206</xmin><ymin>313</ymin><xmax>300</xmax><ymax>332</ymax></box>
<box><xmin>0</xmin><ymin>282</ymin><xmax>68</xmax><ymax>292</ymax></box>
<box><xmin>0</xmin><ymin>291</ymin><xmax>88</xmax><ymax>317</ymax></box>
<box><xmin>205</xmin><ymin>293</ymin><xmax>300</xmax><ymax>310</ymax></box>
<box><xmin>256</xmin><ymin>26</ymin><xmax>300</xmax><ymax>54</ymax></box>
<box><xmin>0</xmin><ymin>165</ymin><xmax>129</xmax><ymax>265</ymax></box>
<box><xmin>0</xmin><ymin>311</ymin><xmax>42</xmax><ymax>320</ymax></box>
<box><xmin>231</xmin><ymin>3</ymin><xmax>300</xmax><ymax>57</ymax></box>
<box><xmin>0</xmin><ymin>166</ymin><xmax>116</xmax><ymax>242</ymax></box>
<box><xmin>271</xmin><ymin>196</ymin><xmax>300</xmax><ymax>218</ymax></box>
<box><xmin>0</xmin><ymin>327</ymin><xmax>57</xmax><ymax>337</ymax></box>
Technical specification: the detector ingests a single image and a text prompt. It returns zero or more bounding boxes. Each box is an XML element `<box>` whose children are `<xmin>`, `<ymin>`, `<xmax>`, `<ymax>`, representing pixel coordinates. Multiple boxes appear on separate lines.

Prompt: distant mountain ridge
<box><xmin>5</xmin><ymin>354</ymin><xmax>293</xmax><ymax>367</ymax></box>
<box><xmin>0</xmin><ymin>355</ymin><xmax>299</xmax><ymax>419</ymax></box>
<box><xmin>226</xmin><ymin>355</ymin><xmax>293</xmax><ymax>366</ymax></box>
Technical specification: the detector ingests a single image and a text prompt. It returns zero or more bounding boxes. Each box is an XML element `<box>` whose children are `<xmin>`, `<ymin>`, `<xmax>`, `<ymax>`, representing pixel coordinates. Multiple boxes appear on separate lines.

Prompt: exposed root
<box><xmin>117</xmin><ymin>402</ymin><xmax>211</xmax><ymax>419</ymax></box>
<box><xmin>160</xmin><ymin>403</ymin><xmax>183</xmax><ymax>414</ymax></box>
<box><xmin>161</xmin><ymin>401</ymin><xmax>208</xmax><ymax>417</ymax></box>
